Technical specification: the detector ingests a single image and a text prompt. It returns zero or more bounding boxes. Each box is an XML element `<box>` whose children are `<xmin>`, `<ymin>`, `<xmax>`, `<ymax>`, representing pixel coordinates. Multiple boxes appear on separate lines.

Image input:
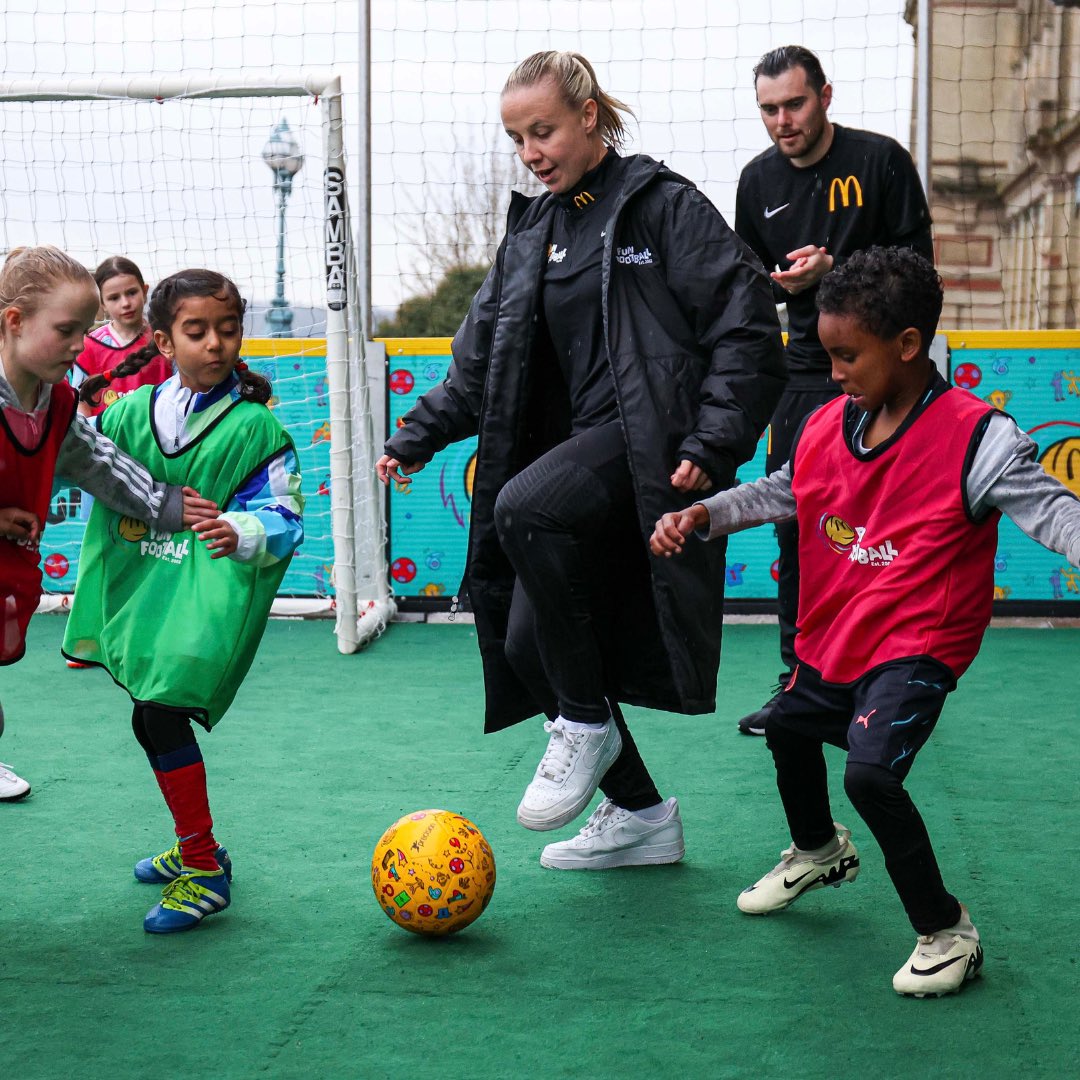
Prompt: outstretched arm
<box><xmin>55</xmin><ymin>415</ymin><xmax>193</xmax><ymax>533</ymax></box>
<box><xmin>972</xmin><ymin>415</ymin><xmax>1080</xmax><ymax>566</ymax></box>
<box><xmin>651</xmin><ymin>464</ymin><xmax>797</xmax><ymax>557</ymax></box>
<box><xmin>383</xmin><ymin>242</ymin><xmax>507</xmax><ymax>471</ymax></box>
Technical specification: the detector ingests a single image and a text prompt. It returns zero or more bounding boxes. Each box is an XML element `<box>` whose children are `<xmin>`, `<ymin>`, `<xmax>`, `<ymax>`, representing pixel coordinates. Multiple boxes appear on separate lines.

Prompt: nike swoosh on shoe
<box><xmin>909</xmin><ymin>955</ymin><xmax>965</xmax><ymax>977</ymax></box>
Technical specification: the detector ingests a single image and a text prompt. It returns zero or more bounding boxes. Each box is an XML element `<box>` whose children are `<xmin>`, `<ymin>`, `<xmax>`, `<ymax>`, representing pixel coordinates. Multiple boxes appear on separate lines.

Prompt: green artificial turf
<box><xmin>1</xmin><ymin>618</ymin><xmax>1076</xmax><ymax>1079</ymax></box>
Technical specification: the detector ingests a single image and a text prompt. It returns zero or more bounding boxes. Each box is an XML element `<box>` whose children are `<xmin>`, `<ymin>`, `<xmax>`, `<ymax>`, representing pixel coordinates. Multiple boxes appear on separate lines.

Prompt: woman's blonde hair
<box><xmin>502</xmin><ymin>51</ymin><xmax>634</xmax><ymax>149</ymax></box>
<box><xmin>0</xmin><ymin>245</ymin><xmax>95</xmax><ymax>330</ymax></box>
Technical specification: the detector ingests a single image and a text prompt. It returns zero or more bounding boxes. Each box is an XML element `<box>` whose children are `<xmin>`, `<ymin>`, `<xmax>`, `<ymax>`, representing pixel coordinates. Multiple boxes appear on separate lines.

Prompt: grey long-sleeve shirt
<box><xmin>0</xmin><ymin>370</ymin><xmax>184</xmax><ymax>533</ymax></box>
<box><xmin>698</xmin><ymin>410</ymin><xmax>1080</xmax><ymax>569</ymax></box>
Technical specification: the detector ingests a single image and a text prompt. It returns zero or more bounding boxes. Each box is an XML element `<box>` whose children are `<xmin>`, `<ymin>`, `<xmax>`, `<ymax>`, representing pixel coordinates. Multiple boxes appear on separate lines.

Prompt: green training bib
<box><xmin>64</xmin><ymin>385</ymin><xmax>296</xmax><ymax>727</ymax></box>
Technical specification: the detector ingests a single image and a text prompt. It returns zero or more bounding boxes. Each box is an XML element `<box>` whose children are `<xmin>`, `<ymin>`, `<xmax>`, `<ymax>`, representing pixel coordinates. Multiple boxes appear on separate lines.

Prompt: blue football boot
<box><xmin>134</xmin><ymin>840</ymin><xmax>232</xmax><ymax>884</ymax></box>
<box><xmin>144</xmin><ymin>868</ymin><xmax>231</xmax><ymax>934</ymax></box>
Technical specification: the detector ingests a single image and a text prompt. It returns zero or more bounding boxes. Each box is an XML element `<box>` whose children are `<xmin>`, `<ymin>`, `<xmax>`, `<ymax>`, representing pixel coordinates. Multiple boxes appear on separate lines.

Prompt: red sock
<box><xmin>160</xmin><ymin>761</ymin><xmax>219</xmax><ymax>872</ymax></box>
<box><xmin>151</xmin><ymin>768</ymin><xmax>172</xmax><ymax>812</ymax></box>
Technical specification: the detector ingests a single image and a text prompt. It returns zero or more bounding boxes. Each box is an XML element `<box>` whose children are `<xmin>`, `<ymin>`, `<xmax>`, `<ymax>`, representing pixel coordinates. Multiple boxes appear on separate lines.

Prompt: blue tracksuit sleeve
<box><xmin>219</xmin><ymin>446</ymin><xmax>305</xmax><ymax>566</ymax></box>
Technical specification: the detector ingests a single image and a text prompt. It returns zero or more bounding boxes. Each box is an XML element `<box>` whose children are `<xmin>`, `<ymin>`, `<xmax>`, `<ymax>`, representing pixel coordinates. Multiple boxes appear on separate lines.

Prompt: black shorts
<box><xmin>769</xmin><ymin>657</ymin><xmax>957</xmax><ymax>780</ymax></box>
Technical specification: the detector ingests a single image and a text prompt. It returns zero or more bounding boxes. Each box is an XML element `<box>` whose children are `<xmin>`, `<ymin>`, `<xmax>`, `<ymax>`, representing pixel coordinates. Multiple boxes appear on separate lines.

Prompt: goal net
<box><xmin>0</xmin><ymin>74</ymin><xmax>394</xmax><ymax>653</ymax></box>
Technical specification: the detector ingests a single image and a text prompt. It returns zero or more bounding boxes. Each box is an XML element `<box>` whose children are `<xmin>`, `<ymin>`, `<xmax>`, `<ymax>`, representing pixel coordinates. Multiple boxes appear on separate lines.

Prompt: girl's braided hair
<box><xmin>79</xmin><ymin>269</ymin><xmax>270</xmax><ymax>406</ymax></box>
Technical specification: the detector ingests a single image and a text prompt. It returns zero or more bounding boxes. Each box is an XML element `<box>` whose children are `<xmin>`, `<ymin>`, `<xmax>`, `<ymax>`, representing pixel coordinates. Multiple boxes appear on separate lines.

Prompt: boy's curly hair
<box><xmin>816</xmin><ymin>246</ymin><xmax>943</xmax><ymax>348</ymax></box>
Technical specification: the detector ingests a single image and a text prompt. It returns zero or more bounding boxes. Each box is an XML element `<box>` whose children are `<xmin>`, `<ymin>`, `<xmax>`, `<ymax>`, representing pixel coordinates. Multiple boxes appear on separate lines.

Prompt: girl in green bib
<box><xmin>66</xmin><ymin>269</ymin><xmax>304</xmax><ymax>934</ymax></box>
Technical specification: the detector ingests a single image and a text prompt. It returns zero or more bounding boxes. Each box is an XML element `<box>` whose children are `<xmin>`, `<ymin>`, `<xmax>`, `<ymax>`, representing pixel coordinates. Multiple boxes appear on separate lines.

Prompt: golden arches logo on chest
<box><xmin>828</xmin><ymin>175</ymin><xmax>863</xmax><ymax>212</ymax></box>
<box><xmin>572</xmin><ymin>190</ymin><xmax>595</xmax><ymax>209</ymax></box>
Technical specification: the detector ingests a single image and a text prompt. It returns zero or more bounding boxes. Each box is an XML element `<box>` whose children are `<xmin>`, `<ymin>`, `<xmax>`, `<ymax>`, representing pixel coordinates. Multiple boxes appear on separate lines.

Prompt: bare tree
<box><xmin>402</xmin><ymin>136</ymin><xmax>543</xmax><ymax>293</ymax></box>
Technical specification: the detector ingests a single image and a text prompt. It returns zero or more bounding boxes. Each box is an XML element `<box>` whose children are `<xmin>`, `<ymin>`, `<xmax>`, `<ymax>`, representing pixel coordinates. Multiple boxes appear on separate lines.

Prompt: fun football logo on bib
<box><xmin>117</xmin><ymin>517</ymin><xmax>148</xmax><ymax>543</ymax></box>
<box><xmin>819</xmin><ymin>513</ymin><xmax>857</xmax><ymax>554</ymax></box>
<box><xmin>122</xmin><ymin>521</ymin><xmax>191</xmax><ymax>565</ymax></box>
<box><xmin>819</xmin><ymin>512</ymin><xmax>899</xmax><ymax>566</ymax></box>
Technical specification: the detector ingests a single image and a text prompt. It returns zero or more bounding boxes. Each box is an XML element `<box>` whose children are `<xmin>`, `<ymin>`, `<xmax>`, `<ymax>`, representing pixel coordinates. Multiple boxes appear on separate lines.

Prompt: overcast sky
<box><xmin>0</xmin><ymin>0</ymin><xmax>914</xmax><ymax>312</ymax></box>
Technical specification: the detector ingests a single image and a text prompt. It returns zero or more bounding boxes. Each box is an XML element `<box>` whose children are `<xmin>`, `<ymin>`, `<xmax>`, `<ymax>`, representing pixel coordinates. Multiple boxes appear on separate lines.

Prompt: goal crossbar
<box><xmin>0</xmin><ymin>74</ymin><xmax>340</xmax><ymax>103</ymax></box>
<box><xmin>1</xmin><ymin>71</ymin><xmax>394</xmax><ymax>653</ymax></box>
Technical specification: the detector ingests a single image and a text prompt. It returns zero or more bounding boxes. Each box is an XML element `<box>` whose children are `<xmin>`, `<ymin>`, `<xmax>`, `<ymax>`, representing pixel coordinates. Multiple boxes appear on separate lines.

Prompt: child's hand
<box><xmin>650</xmin><ymin>505</ymin><xmax>709</xmax><ymax>557</ymax></box>
<box><xmin>0</xmin><ymin>507</ymin><xmax>41</xmax><ymax>543</ymax></box>
<box><xmin>181</xmin><ymin>486</ymin><xmax>220</xmax><ymax>527</ymax></box>
<box><xmin>193</xmin><ymin>518</ymin><xmax>239</xmax><ymax>560</ymax></box>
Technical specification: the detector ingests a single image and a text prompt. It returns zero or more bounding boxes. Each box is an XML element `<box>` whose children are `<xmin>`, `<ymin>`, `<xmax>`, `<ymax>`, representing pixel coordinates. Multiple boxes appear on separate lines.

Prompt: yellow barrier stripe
<box><xmin>941</xmin><ymin>330</ymin><xmax>1080</xmax><ymax>350</ymax></box>
<box><xmin>245</xmin><ymin>330</ymin><xmax>1080</xmax><ymax>360</ymax></box>
<box><xmin>376</xmin><ymin>337</ymin><xmax>454</xmax><ymax>355</ymax></box>
<box><xmin>244</xmin><ymin>338</ymin><xmax>327</xmax><ymax>357</ymax></box>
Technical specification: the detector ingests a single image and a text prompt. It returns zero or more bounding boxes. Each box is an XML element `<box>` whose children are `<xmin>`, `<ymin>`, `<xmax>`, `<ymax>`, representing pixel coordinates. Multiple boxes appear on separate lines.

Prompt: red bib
<box><xmin>792</xmin><ymin>388</ymin><xmax>999</xmax><ymax>683</ymax></box>
<box><xmin>0</xmin><ymin>382</ymin><xmax>77</xmax><ymax>663</ymax></box>
<box><xmin>74</xmin><ymin>332</ymin><xmax>171</xmax><ymax>417</ymax></box>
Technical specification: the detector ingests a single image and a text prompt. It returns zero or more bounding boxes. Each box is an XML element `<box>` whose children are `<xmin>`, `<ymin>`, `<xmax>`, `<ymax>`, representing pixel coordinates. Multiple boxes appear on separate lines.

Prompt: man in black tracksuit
<box><xmin>733</xmin><ymin>45</ymin><xmax>933</xmax><ymax>735</ymax></box>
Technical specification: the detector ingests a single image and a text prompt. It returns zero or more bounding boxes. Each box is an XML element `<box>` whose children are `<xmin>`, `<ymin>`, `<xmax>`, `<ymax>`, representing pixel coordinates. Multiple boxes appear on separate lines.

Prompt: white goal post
<box><xmin>0</xmin><ymin>73</ymin><xmax>394</xmax><ymax>654</ymax></box>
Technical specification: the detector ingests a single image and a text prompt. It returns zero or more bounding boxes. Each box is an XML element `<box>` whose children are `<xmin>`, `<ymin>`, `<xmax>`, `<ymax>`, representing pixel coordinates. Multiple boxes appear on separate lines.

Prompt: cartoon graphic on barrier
<box><xmin>41</xmin><ymin>336</ymin><xmax>1080</xmax><ymax>603</ymax></box>
<box><xmin>951</xmin><ymin>343</ymin><xmax>1080</xmax><ymax>602</ymax></box>
<box><xmin>41</xmin><ymin>346</ymin><xmax>337</xmax><ymax>597</ymax></box>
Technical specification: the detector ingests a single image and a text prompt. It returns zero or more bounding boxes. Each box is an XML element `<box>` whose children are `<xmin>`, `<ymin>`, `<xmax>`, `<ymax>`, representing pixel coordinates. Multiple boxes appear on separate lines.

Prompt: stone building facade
<box><xmin>905</xmin><ymin>0</ymin><xmax>1079</xmax><ymax>328</ymax></box>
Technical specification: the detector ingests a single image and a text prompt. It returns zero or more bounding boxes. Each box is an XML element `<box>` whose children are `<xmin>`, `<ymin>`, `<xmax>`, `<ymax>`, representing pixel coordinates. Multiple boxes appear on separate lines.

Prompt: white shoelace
<box><xmin>537</xmin><ymin>718</ymin><xmax>582</xmax><ymax>782</ymax></box>
<box><xmin>578</xmin><ymin>799</ymin><xmax>625</xmax><ymax>838</ymax></box>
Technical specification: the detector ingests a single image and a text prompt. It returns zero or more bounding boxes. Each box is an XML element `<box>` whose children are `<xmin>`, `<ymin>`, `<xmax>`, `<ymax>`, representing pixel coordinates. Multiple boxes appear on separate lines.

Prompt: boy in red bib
<box><xmin>652</xmin><ymin>247</ymin><xmax>1080</xmax><ymax>997</ymax></box>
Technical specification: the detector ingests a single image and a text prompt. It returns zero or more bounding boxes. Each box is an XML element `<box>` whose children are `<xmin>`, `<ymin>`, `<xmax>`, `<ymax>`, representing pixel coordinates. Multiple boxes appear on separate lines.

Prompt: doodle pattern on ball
<box><xmin>371</xmin><ymin>810</ymin><xmax>496</xmax><ymax>936</ymax></box>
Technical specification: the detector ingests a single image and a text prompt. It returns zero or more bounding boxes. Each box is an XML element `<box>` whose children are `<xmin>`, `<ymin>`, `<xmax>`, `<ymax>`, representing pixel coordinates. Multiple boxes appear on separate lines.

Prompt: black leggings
<box><xmin>766</xmin><ymin>722</ymin><xmax>961</xmax><ymax>935</ymax></box>
<box><xmin>132</xmin><ymin>703</ymin><xmax>199</xmax><ymax>760</ymax></box>
<box><xmin>496</xmin><ymin>422</ymin><xmax>661</xmax><ymax>811</ymax></box>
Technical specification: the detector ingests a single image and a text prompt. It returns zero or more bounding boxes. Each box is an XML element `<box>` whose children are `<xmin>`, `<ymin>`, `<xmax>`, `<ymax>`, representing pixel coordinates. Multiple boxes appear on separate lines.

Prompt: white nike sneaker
<box><xmin>737</xmin><ymin>823</ymin><xmax>859</xmax><ymax>914</ymax></box>
<box><xmin>893</xmin><ymin>907</ymin><xmax>983</xmax><ymax>998</ymax></box>
<box><xmin>539</xmin><ymin>797</ymin><xmax>685</xmax><ymax>870</ymax></box>
<box><xmin>0</xmin><ymin>762</ymin><xmax>31</xmax><ymax>802</ymax></box>
<box><xmin>516</xmin><ymin>717</ymin><xmax>622</xmax><ymax>831</ymax></box>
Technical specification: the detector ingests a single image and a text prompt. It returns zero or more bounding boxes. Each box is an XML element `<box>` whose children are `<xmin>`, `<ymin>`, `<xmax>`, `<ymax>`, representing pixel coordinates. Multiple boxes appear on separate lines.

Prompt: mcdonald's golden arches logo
<box><xmin>572</xmin><ymin>190</ymin><xmax>596</xmax><ymax>209</ymax></box>
<box><xmin>828</xmin><ymin>175</ymin><xmax>863</xmax><ymax>212</ymax></box>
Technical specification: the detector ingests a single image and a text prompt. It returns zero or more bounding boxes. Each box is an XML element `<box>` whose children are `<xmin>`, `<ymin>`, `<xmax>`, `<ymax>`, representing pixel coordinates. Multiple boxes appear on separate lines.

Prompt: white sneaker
<box><xmin>516</xmin><ymin>717</ymin><xmax>622</xmax><ymax>831</ymax></box>
<box><xmin>0</xmin><ymin>762</ymin><xmax>31</xmax><ymax>802</ymax></box>
<box><xmin>893</xmin><ymin>907</ymin><xmax>983</xmax><ymax>997</ymax></box>
<box><xmin>737</xmin><ymin>823</ymin><xmax>860</xmax><ymax>914</ymax></box>
<box><xmin>540</xmin><ymin>797</ymin><xmax>685</xmax><ymax>870</ymax></box>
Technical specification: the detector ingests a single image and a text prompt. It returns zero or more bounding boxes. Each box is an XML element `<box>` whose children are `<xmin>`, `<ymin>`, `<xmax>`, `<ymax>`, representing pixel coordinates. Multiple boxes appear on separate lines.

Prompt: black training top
<box><xmin>542</xmin><ymin>148</ymin><xmax>629</xmax><ymax>433</ymax></box>
<box><xmin>735</xmin><ymin>124</ymin><xmax>933</xmax><ymax>375</ymax></box>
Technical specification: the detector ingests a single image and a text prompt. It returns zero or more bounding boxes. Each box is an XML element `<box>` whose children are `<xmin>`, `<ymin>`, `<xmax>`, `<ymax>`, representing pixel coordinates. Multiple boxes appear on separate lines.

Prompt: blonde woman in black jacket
<box><xmin>377</xmin><ymin>51</ymin><xmax>786</xmax><ymax>870</ymax></box>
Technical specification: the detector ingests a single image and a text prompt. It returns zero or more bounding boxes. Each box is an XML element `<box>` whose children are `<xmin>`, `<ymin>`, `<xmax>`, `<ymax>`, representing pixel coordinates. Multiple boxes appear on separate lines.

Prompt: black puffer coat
<box><xmin>385</xmin><ymin>154</ymin><xmax>786</xmax><ymax>732</ymax></box>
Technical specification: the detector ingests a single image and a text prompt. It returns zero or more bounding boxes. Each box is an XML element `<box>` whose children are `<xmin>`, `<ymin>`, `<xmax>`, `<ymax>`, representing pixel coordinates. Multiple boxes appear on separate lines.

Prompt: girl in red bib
<box><xmin>0</xmin><ymin>246</ymin><xmax>215</xmax><ymax>802</ymax></box>
<box><xmin>653</xmin><ymin>248</ymin><xmax>1080</xmax><ymax>998</ymax></box>
<box><xmin>72</xmin><ymin>257</ymin><xmax>171</xmax><ymax>418</ymax></box>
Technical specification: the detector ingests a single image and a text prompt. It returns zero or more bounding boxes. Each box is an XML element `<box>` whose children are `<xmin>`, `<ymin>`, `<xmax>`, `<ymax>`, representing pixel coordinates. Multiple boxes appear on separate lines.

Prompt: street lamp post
<box><xmin>261</xmin><ymin>119</ymin><xmax>304</xmax><ymax>337</ymax></box>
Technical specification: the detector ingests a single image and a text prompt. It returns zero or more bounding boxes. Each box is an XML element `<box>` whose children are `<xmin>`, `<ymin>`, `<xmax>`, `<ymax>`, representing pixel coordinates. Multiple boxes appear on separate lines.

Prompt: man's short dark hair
<box><xmin>753</xmin><ymin>46</ymin><xmax>828</xmax><ymax>95</ymax></box>
<box><xmin>816</xmin><ymin>247</ymin><xmax>944</xmax><ymax>348</ymax></box>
